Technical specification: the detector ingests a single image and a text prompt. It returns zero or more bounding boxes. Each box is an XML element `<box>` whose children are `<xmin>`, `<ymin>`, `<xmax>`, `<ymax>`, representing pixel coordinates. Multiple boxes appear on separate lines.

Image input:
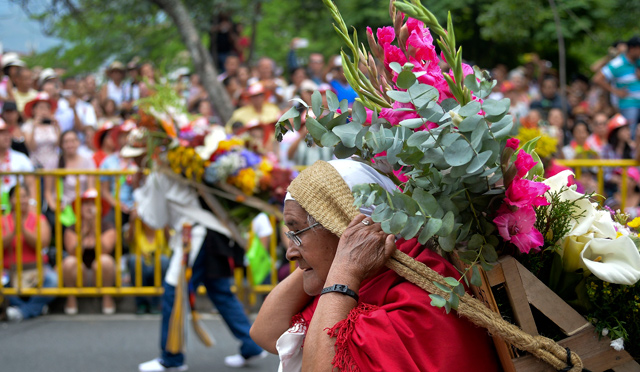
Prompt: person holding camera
<box><xmin>22</xmin><ymin>92</ymin><xmax>61</xmax><ymax>170</ymax></box>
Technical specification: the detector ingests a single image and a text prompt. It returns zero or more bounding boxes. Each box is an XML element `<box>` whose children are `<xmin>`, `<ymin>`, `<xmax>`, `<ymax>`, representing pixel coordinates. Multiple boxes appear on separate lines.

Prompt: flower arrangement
<box><xmin>276</xmin><ymin>0</ymin><xmax>640</xmax><ymax>360</ymax></box>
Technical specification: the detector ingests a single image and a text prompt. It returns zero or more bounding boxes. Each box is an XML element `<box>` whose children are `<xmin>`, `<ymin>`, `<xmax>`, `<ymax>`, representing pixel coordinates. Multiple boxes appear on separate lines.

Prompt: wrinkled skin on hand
<box><xmin>332</xmin><ymin>214</ymin><xmax>396</xmax><ymax>283</ymax></box>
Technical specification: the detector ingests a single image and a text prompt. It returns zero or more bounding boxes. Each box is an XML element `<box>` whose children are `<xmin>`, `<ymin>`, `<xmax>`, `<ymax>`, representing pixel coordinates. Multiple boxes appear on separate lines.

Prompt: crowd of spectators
<box><xmin>0</xmin><ymin>33</ymin><xmax>639</xmax><ymax>321</ymax></box>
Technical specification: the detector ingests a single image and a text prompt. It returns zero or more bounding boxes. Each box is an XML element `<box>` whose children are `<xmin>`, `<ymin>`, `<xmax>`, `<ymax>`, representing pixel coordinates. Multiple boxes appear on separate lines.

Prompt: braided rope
<box><xmin>388</xmin><ymin>250</ymin><xmax>584</xmax><ymax>372</ymax></box>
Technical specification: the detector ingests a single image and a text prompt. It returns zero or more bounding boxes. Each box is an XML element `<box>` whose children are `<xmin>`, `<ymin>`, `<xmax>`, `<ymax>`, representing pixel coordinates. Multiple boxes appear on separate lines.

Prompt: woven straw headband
<box><xmin>287</xmin><ymin>160</ymin><xmax>360</xmax><ymax>237</ymax></box>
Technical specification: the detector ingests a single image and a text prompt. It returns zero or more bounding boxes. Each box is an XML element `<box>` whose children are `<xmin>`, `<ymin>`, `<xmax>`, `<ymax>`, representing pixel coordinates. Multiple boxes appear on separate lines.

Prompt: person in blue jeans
<box><xmin>132</xmin><ymin>167</ymin><xmax>265</xmax><ymax>372</ymax></box>
<box><xmin>3</xmin><ymin>268</ymin><xmax>57</xmax><ymax>321</ymax></box>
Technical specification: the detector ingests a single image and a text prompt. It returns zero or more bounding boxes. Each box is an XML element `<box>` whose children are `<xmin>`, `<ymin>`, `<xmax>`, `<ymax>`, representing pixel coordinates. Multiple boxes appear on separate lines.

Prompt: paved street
<box><xmin>0</xmin><ymin>314</ymin><xmax>280</xmax><ymax>372</ymax></box>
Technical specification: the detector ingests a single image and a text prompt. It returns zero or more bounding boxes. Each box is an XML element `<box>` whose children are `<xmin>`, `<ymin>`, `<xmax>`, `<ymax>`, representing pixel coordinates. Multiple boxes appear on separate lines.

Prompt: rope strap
<box><xmin>387</xmin><ymin>250</ymin><xmax>585</xmax><ymax>372</ymax></box>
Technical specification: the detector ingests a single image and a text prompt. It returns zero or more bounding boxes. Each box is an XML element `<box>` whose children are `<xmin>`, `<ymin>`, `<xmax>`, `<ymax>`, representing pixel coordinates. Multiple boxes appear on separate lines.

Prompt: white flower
<box><xmin>610</xmin><ymin>338</ymin><xmax>625</xmax><ymax>351</ymax></box>
<box><xmin>543</xmin><ymin>171</ymin><xmax>599</xmax><ymax>237</ymax></box>
<box><xmin>601</xmin><ymin>328</ymin><xmax>609</xmax><ymax>337</ymax></box>
<box><xmin>581</xmin><ymin>236</ymin><xmax>640</xmax><ymax>285</ymax></box>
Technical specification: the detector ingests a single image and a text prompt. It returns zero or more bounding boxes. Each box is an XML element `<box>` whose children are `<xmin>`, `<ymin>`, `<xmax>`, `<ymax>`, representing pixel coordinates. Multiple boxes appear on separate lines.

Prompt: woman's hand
<box><xmin>330</xmin><ymin>214</ymin><xmax>396</xmax><ymax>284</ymax></box>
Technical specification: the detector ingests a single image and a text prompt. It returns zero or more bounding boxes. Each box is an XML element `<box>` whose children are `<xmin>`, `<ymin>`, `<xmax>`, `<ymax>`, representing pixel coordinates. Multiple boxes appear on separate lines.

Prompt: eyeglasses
<box><xmin>285</xmin><ymin>222</ymin><xmax>320</xmax><ymax>246</ymax></box>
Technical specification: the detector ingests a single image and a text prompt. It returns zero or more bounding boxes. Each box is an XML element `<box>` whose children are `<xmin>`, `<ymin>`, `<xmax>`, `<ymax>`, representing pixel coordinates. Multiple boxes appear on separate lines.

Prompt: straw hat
<box><xmin>107</xmin><ymin>61</ymin><xmax>126</xmax><ymax>73</ymax></box>
<box><xmin>23</xmin><ymin>92</ymin><xmax>58</xmax><ymax>118</ymax></box>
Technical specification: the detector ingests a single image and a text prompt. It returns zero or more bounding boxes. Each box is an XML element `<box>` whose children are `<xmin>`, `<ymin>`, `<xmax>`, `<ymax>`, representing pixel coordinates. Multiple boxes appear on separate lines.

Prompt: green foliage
<box><xmin>534</xmin><ymin>188</ymin><xmax>590</xmax><ymax>252</ymax></box>
<box><xmin>276</xmin><ymin>4</ymin><xmax>516</xmax><ymax>314</ymax></box>
<box><xmin>586</xmin><ymin>277</ymin><xmax>640</xmax><ymax>358</ymax></box>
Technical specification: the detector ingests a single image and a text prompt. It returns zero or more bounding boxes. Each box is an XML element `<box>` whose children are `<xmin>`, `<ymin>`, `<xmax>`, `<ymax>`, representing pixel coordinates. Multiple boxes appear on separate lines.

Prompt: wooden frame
<box><xmin>454</xmin><ymin>255</ymin><xmax>640</xmax><ymax>372</ymax></box>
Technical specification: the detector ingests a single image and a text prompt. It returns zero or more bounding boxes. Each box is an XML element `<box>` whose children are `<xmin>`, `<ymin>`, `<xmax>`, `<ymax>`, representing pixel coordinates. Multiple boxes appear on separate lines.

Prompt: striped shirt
<box><xmin>602</xmin><ymin>54</ymin><xmax>640</xmax><ymax>109</ymax></box>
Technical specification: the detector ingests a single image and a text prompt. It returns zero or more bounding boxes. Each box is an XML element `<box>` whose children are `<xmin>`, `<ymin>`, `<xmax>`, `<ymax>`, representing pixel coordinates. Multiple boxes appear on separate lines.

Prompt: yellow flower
<box><xmin>516</xmin><ymin>127</ymin><xmax>558</xmax><ymax>158</ymax></box>
<box><xmin>185</xmin><ymin>167</ymin><xmax>193</xmax><ymax>179</ymax></box>
<box><xmin>628</xmin><ymin>217</ymin><xmax>640</xmax><ymax>228</ymax></box>
<box><xmin>232</xmin><ymin>168</ymin><xmax>257</xmax><ymax>195</ymax></box>
<box><xmin>259</xmin><ymin>158</ymin><xmax>273</xmax><ymax>174</ymax></box>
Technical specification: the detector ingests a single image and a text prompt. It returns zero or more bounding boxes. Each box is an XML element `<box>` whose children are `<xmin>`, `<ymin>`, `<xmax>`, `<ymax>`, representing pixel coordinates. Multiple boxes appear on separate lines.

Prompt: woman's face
<box><xmin>81</xmin><ymin>200</ymin><xmax>96</xmax><ymax>219</ymax></box>
<box><xmin>618</xmin><ymin>126</ymin><xmax>631</xmax><ymax>142</ymax></box>
<box><xmin>237</xmin><ymin>67</ymin><xmax>250</xmax><ymax>85</ymax></box>
<box><xmin>104</xmin><ymin>101</ymin><xmax>116</xmax><ymax>116</ymax></box>
<box><xmin>2</xmin><ymin>110</ymin><xmax>19</xmax><ymax>124</ymax></box>
<box><xmin>548</xmin><ymin>109</ymin><xmax>564</xmax><ymax>128</ymax></box>
<box><xmin>33</xmin><ymin>101</ymin><xmax>52</xmax><ymax>118</ymax></box>
<box><xmin>61</xmin><ymin>132</ymin><xmax>80</xmax><ymax>156</ymax></box>
<box><xmin>573</xmin><ymin>124</ymin><xmax>589</xmax><ymax>145</ymax></box>
<box><xmin>292</xmin><ymin>69</ymin><xmax>307</xmax><ymax>86</ymax></box>
<box><xmin>284</xmin><ymin>201</ymin><xmax>340</xmax><ymax>296</ymax></box>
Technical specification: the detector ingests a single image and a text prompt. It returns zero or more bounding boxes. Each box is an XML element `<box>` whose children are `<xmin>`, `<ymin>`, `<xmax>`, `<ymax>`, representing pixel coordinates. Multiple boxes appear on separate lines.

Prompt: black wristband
<box><xmin>321</xmin><ymin>284</ymin><xmax>359</xmax><ymax>302</ymax></box>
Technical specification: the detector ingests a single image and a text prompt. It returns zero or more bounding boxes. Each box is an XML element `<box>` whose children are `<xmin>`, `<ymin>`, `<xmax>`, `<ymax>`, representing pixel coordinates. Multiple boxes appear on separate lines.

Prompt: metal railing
<box><xmin>0</xmin><ymin>169</ymin><xmax>283</xmax><ymax>303</ymax></box>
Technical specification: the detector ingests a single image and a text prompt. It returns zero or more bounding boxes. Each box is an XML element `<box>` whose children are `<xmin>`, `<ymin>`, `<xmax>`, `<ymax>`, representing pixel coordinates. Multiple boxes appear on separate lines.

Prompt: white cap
<box><xmin>38</xmin><ymin>68</ymin><xmax>57</xmax><ymax>87</ymax></box>
<box><xmin>1</xmin><ymin>53</ymin><xmax>26</xmax><ymax>69</ymax></box>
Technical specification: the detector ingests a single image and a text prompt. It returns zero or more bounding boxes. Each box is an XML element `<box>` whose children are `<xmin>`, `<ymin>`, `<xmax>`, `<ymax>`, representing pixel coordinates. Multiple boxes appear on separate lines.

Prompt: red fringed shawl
<box><xmin>292</xmin><ymin>238</ymin><xmax>500</xmax><ymax>372</ymax></box>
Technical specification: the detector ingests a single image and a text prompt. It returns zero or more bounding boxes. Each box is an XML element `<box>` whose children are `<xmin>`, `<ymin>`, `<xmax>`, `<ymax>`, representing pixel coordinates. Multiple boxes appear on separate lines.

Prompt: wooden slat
<box><xmin>514</xmin><ymin>259</ymin><xmax>591</xmax><ymax>336</ymax></box>
<box><xmin>487</xmin><ymin>261</ymin><xmax>506</xmax><ymax>286</ymax></box>
<box><xmin>612</xmin><ymin>360</ymin><xmax>640</xmax><ymax>372</ymax></box>
<box><xmin>500</xmin><ymin>257</ymin><xmax>538</xmax><ymax>336</ymax></box>
<box><xmin>512</xmin><ymin>327</ymin><xmax>636</xmax><ymax>372</ymax></box>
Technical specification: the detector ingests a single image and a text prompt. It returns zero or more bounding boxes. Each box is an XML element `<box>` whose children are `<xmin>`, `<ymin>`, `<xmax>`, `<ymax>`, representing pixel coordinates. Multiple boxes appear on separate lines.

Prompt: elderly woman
<box><xmin>251</xmin><ymin>160</ymin><xmax>498</xmax><ymax>371</ymax></box>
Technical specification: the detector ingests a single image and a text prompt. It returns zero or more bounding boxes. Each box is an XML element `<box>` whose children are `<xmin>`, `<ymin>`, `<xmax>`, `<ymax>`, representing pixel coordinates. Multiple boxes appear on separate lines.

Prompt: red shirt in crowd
<box><xmin>2</xmin><ymin>212</ymin><xmax>49</xmax><ymax>269</ymax></box>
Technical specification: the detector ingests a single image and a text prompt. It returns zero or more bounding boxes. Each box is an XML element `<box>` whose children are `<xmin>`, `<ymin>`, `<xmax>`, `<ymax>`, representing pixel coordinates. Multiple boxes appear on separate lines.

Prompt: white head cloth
<box><xmin>284</xmin><ymin>159</ymin><xmax>397</xmax><ymax>217</ymax></box>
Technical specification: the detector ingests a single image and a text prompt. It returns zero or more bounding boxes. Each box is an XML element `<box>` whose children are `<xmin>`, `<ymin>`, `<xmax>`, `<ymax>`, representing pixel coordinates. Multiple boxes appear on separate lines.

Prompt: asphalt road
<box><xmin>0</xmin><ymin>314</ymin><xmax>280</xmax><ymax>372</ymax></box>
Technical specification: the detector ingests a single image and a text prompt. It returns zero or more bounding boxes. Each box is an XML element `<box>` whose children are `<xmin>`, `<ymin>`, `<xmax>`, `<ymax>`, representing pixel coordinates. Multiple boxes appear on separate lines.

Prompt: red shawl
<box><xmin>295</xmin><ymin>238</ymin><xmax>500</xmax><ymax>372</ymax></box>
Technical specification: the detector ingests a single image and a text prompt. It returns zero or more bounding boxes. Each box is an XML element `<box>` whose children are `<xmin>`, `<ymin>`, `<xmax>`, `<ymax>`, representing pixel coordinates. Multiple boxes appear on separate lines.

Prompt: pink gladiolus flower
<box><xmin>515</xmin><ymin>150</ymin><xmax>538</xmax><ymax>179</ymax></box>
<box><xmin>383</xmin><ymin>44</ymin><xmax>407</xmax><ymax>70</ymax></box>
<box><xmin>379</xmin><ymin>101</ymin><xmax>419</xmax><ymax>125</ymax></box>
<box><xmin>406</xmin><ymin>29</ymin><xmax>438</xmax><ymax>63</ymax></box>
<box><xmin>504</xmin><ymin>178</ymin><xmax>550</xmax><ymax>208</ymax></box>
<box><xmin>506</xmin><ymin>138</ymin><xmax>520</xmax><ymax>150</ymax></box>
<box><xmin>376</xmin><ymin>26</ymin><xmax>395</xmax><ymax>45</ymax></box>
<box><xmin>494</xmin><ymin>206</ymin><xmax>544</xmax><ymax>254</ymax></box>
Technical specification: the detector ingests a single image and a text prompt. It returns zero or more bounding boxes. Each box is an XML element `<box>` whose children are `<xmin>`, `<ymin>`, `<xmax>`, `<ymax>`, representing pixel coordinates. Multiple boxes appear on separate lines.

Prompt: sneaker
<box><xmin>6</xmin><ymin>307</ymin><xmax>23</xmax><ymax>322</ymax></box>
<box><xmin>138</xmin><ymin>358</ymin><xmax>188</xmax><ymax>372</ymax></box>
<box><xmin>224</xmin><ymin>351</ymin><xmax>268</xmax><ymax>368</ymax></box>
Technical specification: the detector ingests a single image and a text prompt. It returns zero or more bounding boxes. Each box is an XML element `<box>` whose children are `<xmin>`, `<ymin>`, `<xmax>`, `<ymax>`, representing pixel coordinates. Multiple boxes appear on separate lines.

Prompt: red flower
<box><xmin>504</xmin><ymin>178</ymin><xmax>550</xmax><ymax>208</ymax></box>
<box><xmin>494</xmin><ymin>206</ymin><xmax>544</xmax><ymax>254</ymax></box>
<box><xmin>515</xmin><ymin>150</ymin><xmax>538</xmax><ymax>179</ymax></box>
<box><xmin>506</xmin><ymin>138</ymin><xmax>520</xmax><ymax>150</ymax></box>
<box><xmin>376</xmin><ymin>26</ymin><xmax>395</xmax><ymax>45</ymax></box>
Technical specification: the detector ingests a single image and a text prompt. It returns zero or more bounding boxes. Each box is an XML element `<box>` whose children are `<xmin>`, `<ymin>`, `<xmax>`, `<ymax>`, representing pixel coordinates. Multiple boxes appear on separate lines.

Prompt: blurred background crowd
<box><xmin>1</xmin><ymin>12</ymin><xmax>640</xmax><ymax>320</ymax></box>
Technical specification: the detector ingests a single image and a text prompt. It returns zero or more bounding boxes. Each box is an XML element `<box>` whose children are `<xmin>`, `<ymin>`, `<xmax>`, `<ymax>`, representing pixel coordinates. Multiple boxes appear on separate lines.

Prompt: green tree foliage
<box><xmin>14</xmin><ymin>0</ymin><xmax>640</xmax><ymax>76</ymax></box>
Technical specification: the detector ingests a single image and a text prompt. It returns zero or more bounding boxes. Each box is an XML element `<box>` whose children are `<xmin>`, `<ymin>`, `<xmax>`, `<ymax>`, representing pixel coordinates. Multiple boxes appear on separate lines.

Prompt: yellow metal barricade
<box><xmin>0</xmin><ymin>169</ymin><xmax>287</xmax><ymax>307</ymax></box>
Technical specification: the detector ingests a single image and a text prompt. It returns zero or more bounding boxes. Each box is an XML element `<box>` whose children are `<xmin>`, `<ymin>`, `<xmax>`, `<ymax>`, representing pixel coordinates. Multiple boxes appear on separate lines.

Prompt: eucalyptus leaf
<box><xmin>333</xmin><ymin>143</ymin><xmax>357</xmax><ymax>158</ymax></box>
<box><xmin>471</xmin><ymin>265</ymin><xmax>482</xmax><ymax>287</ymax></box>
<box><xmin>413</xmin><ymin>188</ymin><xmax>439</xmax><ymax>215</ymax></box>
<box><xmin>389</xmin><ymin>211</ymin><xmax>408</xmax><ymax>234</ymax></box>
<box><xmin>482</xmin><ymin>98</ymin><xmax>510</xmax><ymax>117</ymax></box>
<box><xmin>464</xmin><ymin>74</ymin><xmax>480</xmax><ymax>92</ymax></box>
<box><xmin>418</xmin><ymin>217</ymin><xmax>441</xmax><ymax>244</ymax></box>
<box><xmin>438</xmin><ymin>234</ymin><xmax>456</xmax><ymax>252</ymax></box>
<box><xmin>399</xmin><ymin>117</ymin><xmax>427</xmax><ymax>129</ymax></box>
<box><xmin>279</xmin><ymin>106</ymin><xmax>300</xmax><ymax>123</ymax></box>
<box><xmin>321</xmin><ymin>132</ymin><xmax>341</xmax><ymax>147</ymax></box>
<box><xmin>371</xmin><ymin>203</ymin><xmax>392</xmax><ymax>223</ymax></box>
<box><xmin>470</xmin><ymin>122</ymin><xmax>488</xmax><ymax>150</ymax></box>
<box><xmin>458</xmin><ymin>114</ymin><xmax>482</xmax><ymax>132</ymax></box>
<box><xmin>438</xmin><ymin>211</ymin><xmax>455</xmax><ymax>236</ymax></box>
<box><xmin>409</xmin><ymin>84</ymin><xmax>439</xmax><ymax>107</ymax></box>
<box><xmin>352</xmin><ymin>101</ymin><xmax>367</xmax><ymax>124</ymax></box>
<box><xmin>444</xmin><ymin>277</ymin><xmax>460</xmax><ymax>287</ymax></box>
<box><xmin>311</xmin><ymin>91</ymin><xmax>323</xmax><ymax>118</ymax></box>
<box><xmin>305</xmin><ymin>116</ymin><xmax>328</xmax><ymax>140</ymax></box>
<box><xmin>332</xmin><ymin>121</ymin><xmax>361</xmax><ymax>148</ymax></box>
<box><xmin>407</xmin><ymin>131</ymin><xmax>430</xmax><ymax>147</ymax></box>
<box><xmin>467</xmin><ymin>234</ymin><xmax>484</xmax><ymax>250</ymax></box>
<box><xmin>466</xmin><ymin>150</ymin><xmax>492</xmax><ymax>173</ymax></box>
<box><xmin>289</xmin><ymin>98</ymin><xmax>309</xmax><ymax>108</ymax></box>
<box><xmin>444</xmin><ymin>139</ymin><xmax>474</xmax><ymax>167</ymax></box>
<box><xmin>429</xmin><ymin>294</ymin><xmax>446</xmax><ymax>308</ymax></box>
<box><xmin>400</xmin><ymin>216</ymin><xmax>424</xmax><ymax>239</ymax></box>
<box><xmin>434</xmin><ymin>282</ymin><xmax>452</xmax><ymax>293</ymax></box>
<box><xmin>389</xmin><ymin>62</ymin><xmax>402</xmax><ymax>74</ymax></box>
<box><xmin>483</xmin><ymin>244</ymin><xmax>499</xmax><ymax>263</ymax></box>
<box><xmin>326</xmin><ymin>90</ymin><xmax>340</xmax><ymax>112</ymax></box>
<box><xmin>386</xmin><ymin>90</ymin><xmax>413</xmax><ymax>103</ymax></box>
<box><xmin>458</xmin><ymin>101</ymin><xmax>482</xmax><ymax>117</ymax></box>
<box><xmin>449</xmin><ymin>292</ymin><xmax>460</xmax><ymax>310</ymax></box>
<box><xmin>441</xmin><ymin>98</ymin><xmax>459</xmax><ymax>112</ymax></box>
<box><xmin>397</xmin><ymin>70</ymin><xmax>417</xmax><ymax>89</ymax></box>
